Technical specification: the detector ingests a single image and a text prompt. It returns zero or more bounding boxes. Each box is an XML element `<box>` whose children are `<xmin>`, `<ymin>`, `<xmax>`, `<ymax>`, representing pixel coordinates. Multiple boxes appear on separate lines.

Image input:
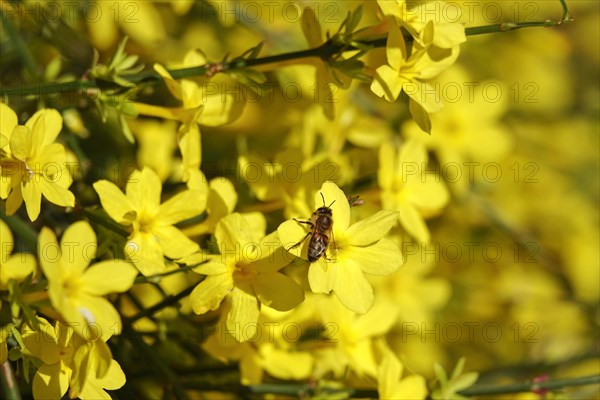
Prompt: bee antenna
<box><xmin>320</xmin><ymin>192</ymin><xmax>326</xmax><ymax>207</ymax></box>
<box><xmin>328</xmin><ymin>200</ymin><xmax>336</xmax><ymax>208</ymax></box>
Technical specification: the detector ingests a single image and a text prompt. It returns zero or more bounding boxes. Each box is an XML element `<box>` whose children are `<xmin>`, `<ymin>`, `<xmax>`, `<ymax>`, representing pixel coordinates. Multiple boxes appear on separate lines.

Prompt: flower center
<box><xmin>233</xmin><ymin>262</ymin><xmax>257</xmax><ymax>283</ymax></box>
<box><xmin>62</xmin><ymin>275</ymin><xmax>83</xmax><ymax>299</ymax></box>
<box><xmin>137</xmin><ymin>211</ymin><xmax>155</xmax><ymax>233</ymax></box>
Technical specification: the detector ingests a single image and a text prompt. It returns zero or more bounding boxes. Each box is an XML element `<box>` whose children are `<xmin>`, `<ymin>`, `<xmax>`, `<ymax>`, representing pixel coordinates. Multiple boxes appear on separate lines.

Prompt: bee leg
<box><xmin>293</xmin><ymin>218</ymin><xmax>314</xmax><ymax>227</ymax></box>
<box><xmin>286</xmin><ymin>231</ymin><xmax>312</xmax><ymax>251</ymax></box>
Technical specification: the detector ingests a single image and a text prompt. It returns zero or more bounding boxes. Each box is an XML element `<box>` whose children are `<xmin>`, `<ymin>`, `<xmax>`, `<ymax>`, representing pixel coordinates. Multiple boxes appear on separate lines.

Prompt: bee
<box><xmin>287</xmin><ymin>192</ymin><xmax>336</xmax><ymax>262</ymax></box>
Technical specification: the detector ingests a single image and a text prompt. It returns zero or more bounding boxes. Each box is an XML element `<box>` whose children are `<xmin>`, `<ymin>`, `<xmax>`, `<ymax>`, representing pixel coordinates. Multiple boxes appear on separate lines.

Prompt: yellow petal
<box><xmin>1</xmin><ymin>254</ymin><xmax>36</xmax><ymax>285</ymax></box>
<box><xmin>208</xmin><ymin>177</ymin><xmax>237</xmax><ymax>214</ymax></box>
<box><xmin>379</xmin><ymin>350</ymin><xmax>403</xmax><ymax>398</ymax></box>
<box><xmin>398</xmin><ymin>204</ymin><xmax>430</xmax><ymax>244</ymax></box>
<box><xmin>33</xmin><ymin>363</ymin><xmax>70</xmax><ymax>400</ymax></box>
<box><xmin>332</xmin><ymin>261</ymin><xmax>373</xmax><ymax>313</ymax></box>
<box><xmin>345</xmin><ymin>210</ymin><xmax>398</xmax><ymax>246</ymax></box>
<box><xmin>261</xmin><ymin>345</ymin><xmax>313</xmax><ymax>380</ymax></box>
<box><xmin>81</xmin><ymin>260</ymin><xmax>137</xmax><ymax>295</ymax></box>
<box><xmin>252</xmin><ymin>271</ymin><xmax>304</xmax><ymax>311</ymax></box>
<box><xmin>158</xmin><ymin>189</ymin><xmax>206</xmax><ymax>225</ymax></box>
<box><xmin>399</xmin><ymin>137</ymin><xmax>428</xmax><ymax>170</ymax></box>
<box><xmin>215</xmin><ymin>213</ymin><xmax>265</xmax><ymax>258</ymax></box>
<box><xmin>307</xmin><ymin>261</ymin><xmax>336</xmax><ymax>293</ymax></box>
<box><xmin>120</xmin><ymin>1</ymin><xmax>165</xmax><ymax>47</ymax></box>
<box><xmin>301</xmin><ymin>7</ymin><xmax>322</xmax><ymax>48</ymax></box>
<box><xmin>371</xmin><ymin>65</ymin><xmax>402</xmax><ymax>102</ymax></box>
<box><xmin>38</xmin><ymin>227</ymin><xmax>60</xmax><ymax>280</ymax></box>
<box><xmin>191</xmin><ymin>274</ymin><xmax>232</xmax><ymax>314</ymax></box>
<box><xmin>346</xmin><ymin>239</ymin><xmax>402</xmax><ymax>276</ymax></box>
<box><xmin>5</xmin><ymin>183</ymin><xmax>24</xmax><ymax>216</ymax></box>
<box><xmin>278</xmin><ymin>219</ymin><xmax>310</xmax><ymax>260</ymax></box>
<box><xmin>0</xmin><ymin>219</ymin><xmax>14</xmax><ymax>257</ymax></box>
<box><xmin>60</xmin><ymin>221</ymin><xmax>95</xmax><ymax>275</ymax></box>
<box><xmin>377</xmin><ymin>0</ymin><xmax>402</xmax><ymax>19</ymax></box>
<box><xmin>193</xmin><ymin>258</ymin><xmax>230</xmax><ymax>275</ymax></box>
<box><xmin>317</xmin><ymin>181</ymin><xmax>350</xmax><ymax>234</ymax></box>
<box><xmin>197</xmin><ymin>90</ymin><xmax>246</xmax><ymax>127</ymax></box>
<box><xmin>98</xmin><ymin>360</ymin><xmax>126</xmax><ymax>390</ymax></box>
<box><xmin>408</xmin><ymin>98</ymin><xmax>433</xmax><ymax>134</ymax></box>
<box><xmin>10</xmin><ymin>125</ymin><xmax>32</xmax><ymax>160</ymax></box>
<box><xmin>39</xmin><ymin>178</ymin><xmax>75</xmax><ymax>208</ymax></box>
<box><xmin>386</xmin><ymin>18</ymin><xmax>407</xmax><ymax>71</ymax></box>
<box><xmin>354</xmin><ymin>300</ymin><xmax>398</xmax><ymax>340</ymax></box>
<box><xmin>405</xmin><ymin>177</ymin><xmax>449</xmax><ymax>212</ymax></box>
<box><xmin>93</xmin><ymin>180</ymin><xmax>135</xmax><ymax>224</ymax></box>
<box><xmin>0</xmin><ymin>133</ymin><xmax>8</xmax><ymax>149</ymax></box>
<box><xmin>79</xmin><ymin>294</ymin><xmax>122</xmax><ymax>341</ymax></box>
<box><xmin>391</xmin><ymin>375</ymin><xmax>428</xmax><ymax>399</ymax></box>
<box><xmin>22</xmin><ymin>180</ymin><xmax>42</xmax><ymax>221</ymax></box>
<box><xmin>22</xmin><ymin>318</ymin><xmax>60</xmax><ymax>364</ymax></box>
<box><xmin>26</xmin><ymin>109</ymin><xmax>63</xmax><ymax>147</ymax></box>
<box><xmin>126</xmin><ymin>231</ymin><xmax>165</xmax><ymax>276</ymax></box>
<box><xmin>404</xmin><ymin>81</ymin><xmax>443</xmax><ymax>114</ymax></box>
<box><xmin>227</xmin><ymin>287</ymin><xmax>260</xmax><ymax>341</ymax></box>
<box><xmin>0</xmin><ymin>103</ymin><xmax>17</xmax><ymax>139</ymax></box>
<box><xmin>432</xmin><ymin>23</ymin><xmax>466</xmax><ymax>48</ymax></box>
<box><xmin>126</xmin><ymin>167</ymin><xmax>162</xmax><ymax>212</ymax></box>
<box><xmin>153</xmin><ymin>225</ymin><xmax>199</xmax><ymax>259</ymax></box>
<box><xmin>178</xmin><ymin>123</ymin><xmax>201</xmax><ymax>172</ymax></box>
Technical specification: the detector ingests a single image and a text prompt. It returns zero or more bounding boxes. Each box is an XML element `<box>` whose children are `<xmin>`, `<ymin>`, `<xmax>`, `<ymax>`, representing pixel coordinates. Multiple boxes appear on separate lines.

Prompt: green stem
<box><xmin>124</xmin><ymin>329</ymin><xmax>188</xmax><ymax>400</ymax></box>
<box><xmin>126</xmin><ymin>283</ymin><xmax>197</xmax><ymax>324</ymax></box>
<box><xmin>77</xmin><ymin>206</ymin><xmax>130</xmax><ymax>237</ymax></box>
<box><xmin>0</xmin><ymin>212</ymin><xmax>38</xmax><ymax>250</ymax></box>
<box><xmin>134</xmin><ymin>263</ymin><xmax>205</xmax><ymax>284</ymax></box>
<box><xmin>239</xmin><ymin>374</ymin><xmax>600</xmax><ymax>397</ymax></box>
<box><xmin>460</xmin><ymin>374</ymin><xmax>600</xmax><ymax>396</ymax></box>
<box><xmin>0</xmin><ymin>8</ymin><xmax>38</xmax><ymax>79</ymax></box>
<box><xmin>0</xmin><ymin>5</ymin><xmax>571</xmax><ymax>98</ymax></box>
<box><xmin>0</xmin><ymin>361</ymin><xmax>22</xmax><ymax>400</ymax></box>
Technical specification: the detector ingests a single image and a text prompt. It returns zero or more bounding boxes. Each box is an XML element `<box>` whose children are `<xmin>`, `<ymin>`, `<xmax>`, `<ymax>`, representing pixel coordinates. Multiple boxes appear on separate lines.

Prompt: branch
<box><xmin>238</xmin><ymin>374</ymin><xmax>600</xmax><ymax>398</ymax></box>
<box><xmin>125</xmin><ymin>283</ymin><xmax>198</xmax><ymax>324</ymax></box>
<box><xmin>460</xmin><ymin>374</ymin><xmax>600</xmax><ymax>396</ymax></box>
<box><xmin>0</xmin><ymin>361</ymin><xmax>22</xmax><ymax>400</ymax></box>
<box><xmin>0</xmin><ymin>3</ymin><xmax>572</xmax><ymax>98</ymax></box>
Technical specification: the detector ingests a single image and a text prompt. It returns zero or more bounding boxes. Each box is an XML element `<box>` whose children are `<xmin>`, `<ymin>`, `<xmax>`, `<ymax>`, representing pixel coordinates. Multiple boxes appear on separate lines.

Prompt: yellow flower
<box><xmin>378</xmin><ymin>348</ymin><xmax>428</xmax><ymax>399</ymax></box>
<box><xmin>22</xmin><ymin>317</ymin><xmax>125</xmax><ymax>400</ymax></box>
<box><xmin>370</xmin><ymin>19</ymin><xmax>461</xmax><ymax>133</ymax></box>
<box><xmin>278</xmin><ymin>181</ymin><xmax>402</xmax><ymax>314</ymax></box>
<box><xmin>403</xmin><ymin>66</ymin><xmax>512</xmax><ymax>195</ymax></box>
<box><xmin>203</xmin><ymin>304</ymin><xmax>314</xmax><ymax>384</ymax></box>
<box><xmin>130</xmin><ymin>119</ymin><xmax>178</xmax><ymax>182</ymax></box>
<box><xmin>133</xmin><ymin>50</ymin><xmax>243</xmax><ymax>189</ymax></box>
<box><xmin>93</xmin><ymin>167</ymin><xmax>206</xmax><ymax>276</ymax></box>
<box><xmin>38</xmin><ymin>221</ymin><xmax>138</xmax><ymax>340</ymax></box>
<box><xmin>182</xmin><ymin>177</ymin><xmax>238</xmax><ymax>237</ymax></box>
<box><xmin>0</xmin><ymin>104</ymin><xmax>75</xmax><ymax>221</ymax></box>
<box><xmin>377</xmin><ymin>0</ymin><xmax>466</xmax><ymax>49</ymax></box>
<box><xmin>378</xmin><ymin>138</ymin><xmax>449</xmax><ymax>244</ymax></box>
<box><xmin>238</xmin><ymin>148</ymin><xmax>321</xmax><ymax>219</ymax></box>
<box><xmin>316</xmin><ymin>297</ymin><xmax>398</xmax><ymax>377</ymax></box>
<box><xmin>0</xmin><ymin>219</ymin><xmax>36</xmax><ymax>288</ymax></box>
<box><xmin>191</xmin><ymin>213</ymin><xmax>304</xmax><ymax>342</ymax></box>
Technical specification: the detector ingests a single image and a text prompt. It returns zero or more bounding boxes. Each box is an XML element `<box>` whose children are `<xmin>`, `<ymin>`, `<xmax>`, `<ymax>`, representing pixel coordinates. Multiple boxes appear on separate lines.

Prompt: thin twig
<box><xmin>0</xmin><ymin>361</ymin><xmax>22</xmax><ymax>400</ymax></box>
<box><xmin>0</xmin><ymin>4</ymin><xmax>572</xmax><ymax>98</ymax></box>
